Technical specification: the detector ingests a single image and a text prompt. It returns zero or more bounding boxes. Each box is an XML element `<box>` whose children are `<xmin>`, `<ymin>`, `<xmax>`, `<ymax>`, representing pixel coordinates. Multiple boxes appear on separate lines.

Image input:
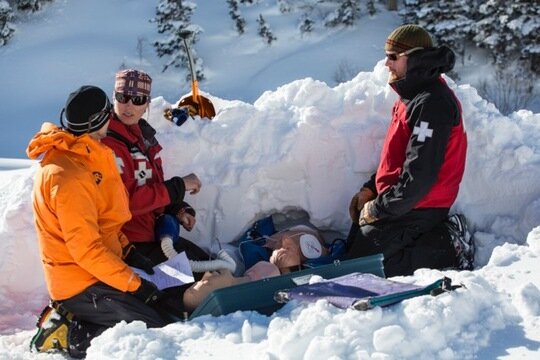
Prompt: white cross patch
<box><xmin>413</xmin><ymin>121</ymin><xmax>433</xmax><ymax>142</ymax></box>
<box><xmin>134</xmin><ymin>161</ymin><xmax>153</xmax><ymax>186</ymax></box>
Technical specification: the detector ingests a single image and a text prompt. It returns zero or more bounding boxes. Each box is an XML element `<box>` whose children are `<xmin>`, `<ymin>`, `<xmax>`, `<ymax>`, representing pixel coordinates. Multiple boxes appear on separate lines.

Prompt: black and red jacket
<box><xmin>102</xmin><ymin>116</ymin><xmax>192</xmax><ymax>242</ymax></box>
<box><xmin>365</xmin><ymin>46</ymin><xmax>467</xmax><ymax>220</ymax></box>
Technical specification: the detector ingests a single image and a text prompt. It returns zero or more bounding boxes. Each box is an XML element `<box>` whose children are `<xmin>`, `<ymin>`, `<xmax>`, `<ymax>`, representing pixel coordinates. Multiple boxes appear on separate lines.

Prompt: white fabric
<box><xmin>299</xmin><ymin>234</ymin><xmax>322</xmax><ymax>259</ymax></box>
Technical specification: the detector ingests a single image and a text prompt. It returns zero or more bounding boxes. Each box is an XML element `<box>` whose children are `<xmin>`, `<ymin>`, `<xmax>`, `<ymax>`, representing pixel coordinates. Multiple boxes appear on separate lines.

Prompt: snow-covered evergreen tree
<box><xmin>278</xmin><ymin>0</ymin><xmax>292</xmax><ymax>14</ymax></box>
<box><xmin>474</xmin><ymin>0</ymin><xmax>540</xmax><ymax>74</ymax></box>
<box><xmin>366</xmin><ymin>0</ymin><xmax>376</xmax><ymax>16</ymax></box>
<box><xmin>324</xmin><ymin>0</ymin><xmax>360</xmax><ymax>28</ymax></box>
<box><xmin>400</xmin><ymin>0</ymin><xmax>476</xmax><ymax>63</ymax></box>
<box><xmin>13</xmin><ymin>0</ymin><xmax>51</xmax><ymax>12</ymax></box>
<box><xmin>227</xmin><ymin>0</ymin><xmax>246</xmax><ymax>35</ymax></box>
<box><xmin>153</xmin><ymin>0</ymin><xmax>204</xmax><ymax>79</ymax></box>
<box><xmin>0</xmin><ymin>0</ymin><xmax>15</xmax><ymax>46</ymax></box>
<box><xmin>256</xmin><ymin>14</ymin><xmax>277</xmax><ymax>45</ymax></box>
<box><xmin>299</xmin><ymin>15</ymin><xmax>315</xmax><ymax>35</ymax></box>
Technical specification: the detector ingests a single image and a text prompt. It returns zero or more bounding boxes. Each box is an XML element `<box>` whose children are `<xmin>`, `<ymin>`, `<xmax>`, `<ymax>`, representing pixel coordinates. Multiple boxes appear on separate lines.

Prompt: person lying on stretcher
<box><xmin>239</xmin><ymin>225</ymin><xmax>330</xmax><ymax>274</ymax></box>
<box><xmin>182</xmin><ymin>225</ymin><xmax>331</xmax><ymax>312</ymax></box>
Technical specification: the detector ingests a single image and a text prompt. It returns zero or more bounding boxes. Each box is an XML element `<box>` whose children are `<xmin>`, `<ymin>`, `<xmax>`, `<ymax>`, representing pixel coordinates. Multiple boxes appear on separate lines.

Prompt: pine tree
<box><xmin>0</xmin><ymin>0</ymin><xmax>15</xmax><ymax>47</ymax></box>
<box><xmin>256</xmin><ymin>14</ymin><xmax>277</xmax><ymax>45</ymax></box>
<box><xmin>366</xmin><ymin>0</ymin><xmax>376</xmax><ymax>17</ymax></box>
<box><xmin>278</xmin><ymin>0</ymin><xmax>292</xmax><ymax>14</ymax></box>
<box><xmin>153</xmin><ymin>0</ymin><xmax>204</xmax><ymax>79</ymax></box>
<box><xmin>474</xmin><ymin>0</ymin><xmax>540</xmax><ymax>74</ymax></box>
<box><xmin>299</xmin><ymin>15</ymin><xmax>314</xmax><ymax>35</ymax></box>
<box><xmin>324</xmin><ymin>0</ymin><xmax>360</xmax><ymax>28</ymax></box>
<box><xmin>14</xmin><ymin>0</ymin><xmax>45</xmax><ymax>12</ymax></box>
<box><xmin>401</xmin><ymin>0</ymin><xmax>477</xmax><ymax>64</ymax></box>
<box><xmin>226</xmin><ymin>0</ymin><xmax>246</xmax><ymax>35</ymax></box>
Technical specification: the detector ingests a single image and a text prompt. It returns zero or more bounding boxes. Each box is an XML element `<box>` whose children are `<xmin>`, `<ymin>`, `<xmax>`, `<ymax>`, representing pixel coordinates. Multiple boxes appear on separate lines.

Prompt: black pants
<box><xmin>59</xmin><ymin>282</ymin><xmax>189</xmax><ymax>358</ymax></box>
<box><xmin>346</xmin><ymin>208</ymin><xmax>457</xmax><ymax>277</ymax></box>
<box><xmin>60</xmin><ymin>282</ymin><xmax>171</xmax><ymax>328</ymax></box>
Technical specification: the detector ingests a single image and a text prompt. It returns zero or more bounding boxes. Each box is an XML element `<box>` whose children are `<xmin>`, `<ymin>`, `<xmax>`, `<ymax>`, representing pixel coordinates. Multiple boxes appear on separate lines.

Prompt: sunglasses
<box><xmin>386</xmin><ymin>47</ymin><xmax>424</xmax><ymax>61</ymax></box>
<box><xmin>114</xmin><ymin>92</ymin><xmax>149</xmax><ymax>106</ymax></box>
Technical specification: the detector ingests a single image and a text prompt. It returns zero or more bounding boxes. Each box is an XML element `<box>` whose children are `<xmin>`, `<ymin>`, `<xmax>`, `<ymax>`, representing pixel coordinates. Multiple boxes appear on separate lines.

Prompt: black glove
<box><xmin>130</xmin><ymin>278</ymin><xmax>163</xmax><ymax>305</ymax></box>
<box><xmin>124</xmin><ymin>245</ymin><xmax>155</xmax><ymax>275</ymax></box>
<box><xmin>164</xmin><ymin>177</ymin><xmax>186</xmax><ymax>204</ymax></box>
<box><xmin>165</xmin><ymin>201</ymin><xmax>196</xmax><ymax>217</ymax></box>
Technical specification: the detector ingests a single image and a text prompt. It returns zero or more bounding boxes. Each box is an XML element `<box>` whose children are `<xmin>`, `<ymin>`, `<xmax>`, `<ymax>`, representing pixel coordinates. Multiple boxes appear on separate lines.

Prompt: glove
<box><xmin>349</xmin><ymin>187</ymin><xmax>376</xmax><ymax>222</ymax></box>
<box><xmin>164</xmin><ymin>177</ymin><xmax>185</xmax><ymax>204</ymax></box>
<box><xmin>124</xmin><ymin>245</ymin><xmax>155</xmax><ymax>275</ymax></box>
<box><xmin>359</xmin><ymin>200</ymin><xmax>378</xmax><ymax>226</ymax></box>
<box><xmin>130</xmin><ymin>278</ymin><xmax>163</xmax><ymax>305</ymax></box>
<box><xmin>171</xmin><ymin>107</ymin><xmax>190</xmax><ymax>127</ymax></box>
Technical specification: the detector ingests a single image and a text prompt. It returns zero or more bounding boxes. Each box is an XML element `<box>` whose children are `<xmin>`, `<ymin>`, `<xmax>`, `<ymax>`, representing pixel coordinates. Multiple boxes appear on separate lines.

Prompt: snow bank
<box><xmin>1</xmin><ymin>62</ymin><xmax>540</xmax><ymax>359</ymax></box>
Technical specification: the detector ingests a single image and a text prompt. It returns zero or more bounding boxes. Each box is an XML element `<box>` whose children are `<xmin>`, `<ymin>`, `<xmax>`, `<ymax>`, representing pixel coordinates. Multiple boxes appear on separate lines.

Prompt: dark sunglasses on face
<box><xmin>114</xmin><ymin>92</ymin><xmax>149</xmax><ymax>106</ymax></box>
<box><xmin>386</xmin><ymin>47</ymin><xmax>424</xmax><ymax>61</ymax></box>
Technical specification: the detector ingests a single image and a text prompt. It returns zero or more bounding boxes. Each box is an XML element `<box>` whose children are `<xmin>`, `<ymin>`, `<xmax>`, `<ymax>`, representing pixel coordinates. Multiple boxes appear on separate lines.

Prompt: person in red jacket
<box><xmin>346</xmin><ymin>25</ymin><xmax>473</xmax><ymax>276</ymax></box>
<box><xmin>102</xmin><ymin>69</ymin><xmax>213</xmax><ymax>268</ymax></box>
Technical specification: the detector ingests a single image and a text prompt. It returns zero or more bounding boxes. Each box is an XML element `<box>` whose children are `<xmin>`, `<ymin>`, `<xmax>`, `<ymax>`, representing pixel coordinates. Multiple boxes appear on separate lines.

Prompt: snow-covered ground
<box><xmin>1</xmin><ymin>1</ymin><xmax>540</xmax><ymax>359</ymax></box>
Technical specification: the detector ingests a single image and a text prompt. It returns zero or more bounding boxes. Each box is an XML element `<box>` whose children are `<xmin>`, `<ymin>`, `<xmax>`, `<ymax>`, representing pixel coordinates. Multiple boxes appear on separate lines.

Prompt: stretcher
<box><xmin>189</xmin><ymin>253</ymin><xmax>385</xmax><ymax>319</ymax></box>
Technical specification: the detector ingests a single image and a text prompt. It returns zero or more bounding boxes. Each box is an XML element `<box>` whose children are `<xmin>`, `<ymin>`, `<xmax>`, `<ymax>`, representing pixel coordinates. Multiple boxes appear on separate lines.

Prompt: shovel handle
<box><xmin>182</xmin><ymin>37</ymin><xmax>200</xmax><ymax>105</ymax></box>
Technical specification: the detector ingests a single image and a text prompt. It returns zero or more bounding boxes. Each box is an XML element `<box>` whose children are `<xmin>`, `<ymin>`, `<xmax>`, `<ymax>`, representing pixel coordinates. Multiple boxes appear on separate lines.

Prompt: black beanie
<box><xmin>61</xmin><ymin>85</ymin><xmax>112</xmax><ymax>135</ymax></box>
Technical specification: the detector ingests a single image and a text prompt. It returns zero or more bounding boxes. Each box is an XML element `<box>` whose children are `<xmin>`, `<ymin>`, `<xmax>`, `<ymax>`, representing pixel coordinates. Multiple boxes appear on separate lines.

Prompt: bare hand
<box><xmin>269</xmin><ymin>247</ymin><xmax>301</xmax><ymax>269</ymax></box>
<box><xmin>182</xmin><ymin>173</ymin><xmax>201</xmax><ymax>195</ymax></box>
<box><xmin>178</xmin><ymin>212</ymin><xmax>196</xmax><ymax>231</ymax></box>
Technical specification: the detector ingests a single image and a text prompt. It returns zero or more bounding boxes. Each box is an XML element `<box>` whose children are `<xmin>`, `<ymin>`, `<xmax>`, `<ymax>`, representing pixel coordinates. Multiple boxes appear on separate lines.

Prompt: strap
<box><xmin>106</xmin><ymin>130</ymin><xmax>143</xmax><ymax>155</ymax></box>
<box><xmin>50</xmin><ymin>300</ymin><xmax>74</xmax><ymax>321</ymax></box>
<box><xmin>430</xmin><ymin>277</ymin><xmax>465</xmax><ymax>296</ymax></box>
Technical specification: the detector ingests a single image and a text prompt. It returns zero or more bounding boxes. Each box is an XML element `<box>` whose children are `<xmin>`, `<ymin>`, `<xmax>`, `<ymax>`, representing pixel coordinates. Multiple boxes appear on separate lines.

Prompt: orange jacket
<box><xmin>27</xmin><ymin>123</ymin><xmax>141</xmax><ymax>300</ymax></box>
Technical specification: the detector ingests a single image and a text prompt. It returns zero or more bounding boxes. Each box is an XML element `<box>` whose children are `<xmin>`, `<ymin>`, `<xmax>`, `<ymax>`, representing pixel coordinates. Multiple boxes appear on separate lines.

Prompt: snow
<box><xmin>1</xmin><ymin>0</ymin><xmax>540</xmax><ymax>359</ymax></box>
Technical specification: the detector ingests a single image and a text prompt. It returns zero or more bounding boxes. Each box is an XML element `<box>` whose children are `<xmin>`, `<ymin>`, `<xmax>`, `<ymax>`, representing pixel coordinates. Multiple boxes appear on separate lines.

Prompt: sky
<box><xmin>1</xmin><ymin>0</ymin><xmax>540</xmax><ymax>359</ymax></box>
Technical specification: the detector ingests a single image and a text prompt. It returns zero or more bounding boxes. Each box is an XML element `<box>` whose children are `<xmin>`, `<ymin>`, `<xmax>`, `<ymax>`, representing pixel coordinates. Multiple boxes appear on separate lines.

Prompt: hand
<box><xmin>130</xmin><ymin>278</ymin><xmax>163</xmax><ymax>305</ymax></box>
<box><xmin>182</xmin><ymin>173</ymin><xmax>201</xmax><ymax>195</ymax></box>
<box><xmin>359</xmin><ymin>200</ymin><xmax>378</xmax><ymax>226</ymax></box>
<box><xmin>178</xmin><ymin>211</ymin><xmax>196</xmax><ymax>231</ymax></box>
<box><xmin>349</xmin><ymin>187</ymin><xmax>376</xmax><ymax>222</ymax></box>
<box><xmin>183</xmin><ymin>104</ymin><xmax>198</xmax><ymax>117</ymax></box>
<box><xmin>270</xmin><ymin>247</ymin><xmax>301</xmax><ymax>269</ymax></box>
<box><xmin>124</xmin><ymin>245</ymin><xmax>155</xmax><ymax>275</ymax></box>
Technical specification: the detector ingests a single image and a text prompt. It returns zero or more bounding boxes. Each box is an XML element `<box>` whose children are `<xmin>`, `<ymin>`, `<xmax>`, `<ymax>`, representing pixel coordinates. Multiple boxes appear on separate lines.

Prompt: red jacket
<box><xmin>102</xmin><ymin>117</ymin><xmax>171</xmax><ymax>242</ymax></box>
<box><xmin>366</xmin><ymin>46</ymin><xmax>467</xmax><ymax>220</ymax></box>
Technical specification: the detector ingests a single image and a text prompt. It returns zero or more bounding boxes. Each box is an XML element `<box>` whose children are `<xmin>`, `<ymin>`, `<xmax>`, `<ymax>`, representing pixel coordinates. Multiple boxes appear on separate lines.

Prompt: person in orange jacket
<box><xmin>28</xmin><ymin>85</ymin><xmax>182</xmax><ymax>356</ymax></box>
